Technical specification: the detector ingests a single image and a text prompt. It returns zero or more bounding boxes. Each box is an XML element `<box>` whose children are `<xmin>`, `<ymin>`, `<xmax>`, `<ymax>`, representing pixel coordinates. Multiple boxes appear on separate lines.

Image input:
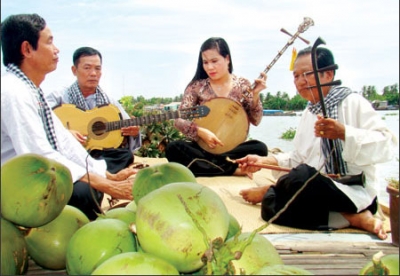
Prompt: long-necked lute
<box><xmin>195</xmin><ymin>17</ymin><xmax>314</xmax><ymax>154</ymax></box>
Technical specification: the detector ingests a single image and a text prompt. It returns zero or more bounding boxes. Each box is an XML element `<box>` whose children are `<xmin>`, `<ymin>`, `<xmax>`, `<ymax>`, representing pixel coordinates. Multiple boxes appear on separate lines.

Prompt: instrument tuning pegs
<box><xmin>280</xmin><ymin>28</ymin><xmax>310</xmax><ymax>44</ymax></box>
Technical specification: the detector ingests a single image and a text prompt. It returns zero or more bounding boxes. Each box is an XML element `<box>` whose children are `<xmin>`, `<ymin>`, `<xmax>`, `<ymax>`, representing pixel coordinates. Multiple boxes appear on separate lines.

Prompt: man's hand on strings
<box><xmin>198</xmin><ymin>127</ymin><xmax>224</xmax><ymax>149</ymax></box>
<box><xmin>121</xmin><ymin>126</ymin><xmax>140</xmax><ymax>138</ymax></box>
<box><xmin>315</xmin><ymin>115</ymin><xmax>345</xmax><ymax>140</ymax></box>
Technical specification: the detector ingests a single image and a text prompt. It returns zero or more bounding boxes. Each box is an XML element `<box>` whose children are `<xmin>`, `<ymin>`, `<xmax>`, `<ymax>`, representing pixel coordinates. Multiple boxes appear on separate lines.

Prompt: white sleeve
<box><xmin>340</xmin><ymin>94</ymin><xmax>398</xmax><ymax>166</ymax></box>
<box><xmin>2</xmin><ymin>78</ymin><xmax>107</xmax><ymax>182</ymax></box>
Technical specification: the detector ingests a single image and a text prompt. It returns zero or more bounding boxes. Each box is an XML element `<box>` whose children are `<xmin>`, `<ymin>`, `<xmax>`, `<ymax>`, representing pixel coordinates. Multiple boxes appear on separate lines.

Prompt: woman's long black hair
<box><xmin>189</xmin><ymin>37</ymin><xmax>234</xmax><ymax>85</ymax></box>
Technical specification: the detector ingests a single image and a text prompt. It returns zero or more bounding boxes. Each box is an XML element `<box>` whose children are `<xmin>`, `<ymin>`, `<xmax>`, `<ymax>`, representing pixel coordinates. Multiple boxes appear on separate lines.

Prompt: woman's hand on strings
<box><xmin>315</xmin><ymin>115</ymin><xmax>345</xmax><ymax>140</ymax></box>
<box><xmin>252</xmin><ymin>72</ymin><xmax>268</xmax><ymax>96</ymax></box>
<box><xmin>198</xmin><ymin>127</ymin><xmax>224</xmax><ymax>149</ymax></box>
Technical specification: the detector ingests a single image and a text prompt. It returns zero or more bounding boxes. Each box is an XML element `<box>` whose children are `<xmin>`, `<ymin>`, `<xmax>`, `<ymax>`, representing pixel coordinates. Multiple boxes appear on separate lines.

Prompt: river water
<box><xmin>249</xmin><ymin>110</ymin><xmax>399</xmax><ymax>205</ymax></box>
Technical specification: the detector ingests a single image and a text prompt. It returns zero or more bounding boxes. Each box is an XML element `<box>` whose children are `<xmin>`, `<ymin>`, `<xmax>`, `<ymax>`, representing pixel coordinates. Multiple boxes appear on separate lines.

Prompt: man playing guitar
<box><xmin>47</xmin><ymin>47</ymin><xmax>141</xmax><ymax>173</ymax></box>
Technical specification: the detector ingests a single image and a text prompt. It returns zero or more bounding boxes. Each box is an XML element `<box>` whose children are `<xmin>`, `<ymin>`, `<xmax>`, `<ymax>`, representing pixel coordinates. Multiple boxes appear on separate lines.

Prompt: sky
<box><xmin>1</xmin><ymin>0</ymin><xmax>399</xmax><ymax>100</ymax></box>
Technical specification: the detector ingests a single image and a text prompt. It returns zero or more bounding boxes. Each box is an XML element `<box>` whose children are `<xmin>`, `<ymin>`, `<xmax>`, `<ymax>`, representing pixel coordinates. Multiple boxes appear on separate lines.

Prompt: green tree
<box><xmin>361</xmin><ymin>85</ymin><xmax>382</xmax><ymax>101</ymax></box>
<box><xmin>382</xmin><ymin>84</ymin><xmax>399</xmax><ymax>106</ymax></box>
<box><xmin>287</xmin><ymin>94</ymin><xmax>307</xmax><ymax>110</ymax></box>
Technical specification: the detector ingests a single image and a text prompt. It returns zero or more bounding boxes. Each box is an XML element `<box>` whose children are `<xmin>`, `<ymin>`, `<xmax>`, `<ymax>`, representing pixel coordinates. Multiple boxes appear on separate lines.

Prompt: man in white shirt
<box><xmin>1</xmin><ymin>13</ymin><xmax>136</xmax><ymax>220</ymax></box>
<box><xmin>46</xmin><ymin>47</ymin><xmax>141</xmax><ymax>174</ymax></box>
<box><xmin>235</xmin><ymin>46</ymin><xmax>397</xmax><ymax>240</ymax></box>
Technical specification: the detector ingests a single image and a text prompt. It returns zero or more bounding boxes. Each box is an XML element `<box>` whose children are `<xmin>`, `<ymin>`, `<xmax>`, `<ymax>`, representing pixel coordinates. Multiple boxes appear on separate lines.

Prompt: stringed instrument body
<box><xmin>194</xmin><ymin>98</ymin><xmax>249</xmax><ymax>154</ymax></box>
<box><xmin>53</xmin><ymin>103</ymin><xmax>209</xmax><ymax>151</ymax></box>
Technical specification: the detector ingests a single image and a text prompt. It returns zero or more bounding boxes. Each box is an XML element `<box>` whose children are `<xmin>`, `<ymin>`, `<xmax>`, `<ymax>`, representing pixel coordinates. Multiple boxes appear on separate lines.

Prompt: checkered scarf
<box><xmin>307</xmin><ymin>86</ymin><xmax>353</xmax><ymax>175</ymax></box>
<box><xmin>6</xmin><ymin>64</ymin><xmax>59</xmax><ymax>151</ymax></box>
<box><xmin>66</xmin><ymin>81</ymin><xmax>109</xmax><ymax>110</ymax></box>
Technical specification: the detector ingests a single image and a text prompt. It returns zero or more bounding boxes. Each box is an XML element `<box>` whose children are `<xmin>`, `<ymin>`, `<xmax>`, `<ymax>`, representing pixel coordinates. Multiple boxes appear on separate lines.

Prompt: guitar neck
<box><xmin>105</xmin><ymin>110</ymin><xmax>184</xmax><ymax>131</ymax></box>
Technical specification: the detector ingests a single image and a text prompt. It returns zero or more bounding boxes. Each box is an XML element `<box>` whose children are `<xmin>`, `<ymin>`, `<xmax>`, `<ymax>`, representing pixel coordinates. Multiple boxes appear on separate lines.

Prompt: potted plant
<box><xmin>387</xmin><ymin>177</ymin><xmax>399</xmax><ymax>246</ymax></box>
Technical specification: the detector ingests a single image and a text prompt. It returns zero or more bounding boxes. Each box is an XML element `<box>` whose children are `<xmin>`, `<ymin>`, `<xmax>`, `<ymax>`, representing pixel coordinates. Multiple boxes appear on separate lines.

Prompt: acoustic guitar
<box><xmin>53</xmin><ymin>103</ymin><xmax>210</xmax><ymax>151</ymax></box>
<box><xmin>194</xmin><ymin>17</ymin><xmax>314</xmax><ymax>155</ymax></box>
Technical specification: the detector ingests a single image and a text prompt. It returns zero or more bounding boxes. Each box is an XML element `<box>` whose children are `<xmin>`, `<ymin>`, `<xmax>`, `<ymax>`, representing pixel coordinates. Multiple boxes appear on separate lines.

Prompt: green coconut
<box><xmin>66</xmin><ymin>218</ymin><xmax>137</xmax><ymax>275</ymax></box>
<box><xmin>136</xmin><ymin>182</ymin><xmax>230</xmax><ymax>273</ymax></box>
<box><xmin>125</xmin><ymin>200</ymin><xmax>137</xmax><ymax>212</ymax></box>
<box><xmin>1</xmin><ymin>218</ymin><xmax>29</xmax><ymax>275</ymax></box>
<box><xmin>225</xmin><ymin>232</ymin><xmax>283</xmax><ymax>275</ymax></box>
<box><xmin>1</xmin><ymin>153</ymin><xmax>73</xmax><ymax>227</ymax></box>
<box><xmin>91</xmin><ymin>252</ymin><xmax>180</xmax><ymax>275</ymax></box>
<box><xmin>24</xmin><ymin>205</ymin><xmax>89</xmax><ymax>270</ymax></box>
<box><xmin>226</xmin><ymin>213</ymin><xmax>241</xmax><ymax>240</ymax></box>
<box><xmin>359</xmin><ymin>251</ymin><xmax>399</xmax><ymax>275</ymax></box>
<box><xmin>96</xmin><ymin>207</ymin><xmax>136</xmax><ymax>226</ymax></box>
<box><xmin>132</xmin><ymin>162</ymin><xmax>196</xmax><ymax>204</ymax></box>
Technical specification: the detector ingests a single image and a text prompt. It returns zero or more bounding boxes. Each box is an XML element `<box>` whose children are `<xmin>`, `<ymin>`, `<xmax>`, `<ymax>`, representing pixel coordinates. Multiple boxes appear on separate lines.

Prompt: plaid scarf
<box><xmin>6</xmin><ymin>64</ymin><xmax>59</xmax><ymax>151</ymax></box>
<box><xmin>66</xmin><ymin>81</ymin><xmax>109</xmax><ymax>110</ymax></box>
<box><xmin>307</xmin><ymin>86</ymin><xmax>353</xmax><ymax>175</ymax></box>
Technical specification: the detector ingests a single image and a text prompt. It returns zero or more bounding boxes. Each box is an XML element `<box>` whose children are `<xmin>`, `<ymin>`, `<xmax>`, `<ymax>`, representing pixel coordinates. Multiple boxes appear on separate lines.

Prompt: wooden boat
<box><xmin>263</xmin><ymin>109</ymin><xmax>297</xmax><ymax>116</ymax></box>
<box><xmin>25</xmin><ymin>156</ymin><xmax>398</xmax><ymax>275</ymax></box>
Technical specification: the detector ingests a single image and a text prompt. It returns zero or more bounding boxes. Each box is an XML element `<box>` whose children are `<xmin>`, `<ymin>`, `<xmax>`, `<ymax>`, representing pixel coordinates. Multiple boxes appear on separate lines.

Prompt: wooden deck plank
<box><xmin>26</xmin><ymin>241</ymin><xmax>398</xmax><ymax>275</ymax></box>
<box><xmin>274</xmin><ymin>241</ymin><xmax>398</xmax><ymax>275</ymax></box>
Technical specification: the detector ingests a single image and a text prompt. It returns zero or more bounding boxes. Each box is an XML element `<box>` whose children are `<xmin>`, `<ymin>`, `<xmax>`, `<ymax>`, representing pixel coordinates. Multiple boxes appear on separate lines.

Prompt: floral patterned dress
<box><xmin>174</xmin><ymin>74</ymin><xmax>263</xmax><ymax>141</ymax></box>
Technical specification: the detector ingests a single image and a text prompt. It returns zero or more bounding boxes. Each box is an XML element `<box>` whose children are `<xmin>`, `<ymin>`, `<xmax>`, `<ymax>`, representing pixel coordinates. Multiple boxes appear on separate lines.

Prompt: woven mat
<box><xmin>120</xmin><ymin>157</ymin><xmax>391</xmax><ymax>235</ymax></box>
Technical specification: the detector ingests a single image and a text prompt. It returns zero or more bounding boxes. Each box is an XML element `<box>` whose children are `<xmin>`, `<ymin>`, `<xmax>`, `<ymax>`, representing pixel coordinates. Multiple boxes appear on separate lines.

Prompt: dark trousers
<box><xmin>165</xmin><ymin>139</ymin><xmax>268</xmax><ymax>177</ymax></box>
<box><xmin>90</xmin><ymin>148</ymin><xmax>134</xmax><ymax>173</ymax></box>
<box><xmin>261</xmin><ymin>164</ymin><xmax>378</xmax><ymax>230</ymax></box>
<box><xmin>68</xmin><ymin>148</ymin><xmax>134</xmax><ymax>220</ymax></box>
<box><xmin>68</xmin><ymin>181</ymin><xmax>104</xmax><ymax>220</ymax></box>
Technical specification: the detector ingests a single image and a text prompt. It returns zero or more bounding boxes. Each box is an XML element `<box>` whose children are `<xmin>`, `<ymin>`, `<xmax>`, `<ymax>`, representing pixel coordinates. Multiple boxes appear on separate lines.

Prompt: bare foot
<box><xmin>342</xmin><ymin>210</ymin><xmax>387</xmax><ymax>240</ymax></box>
<box><xmin>239</xmin><ymin>185</ymin><xmax>270</xmax><ymax>205</ymax></box>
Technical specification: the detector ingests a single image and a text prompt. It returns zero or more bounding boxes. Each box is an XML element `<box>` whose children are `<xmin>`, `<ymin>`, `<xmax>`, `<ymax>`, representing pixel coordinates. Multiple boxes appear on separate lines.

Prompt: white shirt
<box><xmin>273</xmin><ymin>92</ymin><xmax>398</xmax><ymax>211</ymax></box>
<box><xmin>46</xmin><ymin>88</ymin><xmax>142</xmax><ymax>152</ymax></box>
<box><xmin>1</xmin><ymin>71</ymin><xmax>107</xmax><ymax>182</ymax></box>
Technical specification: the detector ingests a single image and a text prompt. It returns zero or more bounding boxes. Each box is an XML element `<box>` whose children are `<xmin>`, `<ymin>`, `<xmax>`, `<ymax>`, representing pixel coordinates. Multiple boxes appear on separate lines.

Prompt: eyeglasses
<box><xmin>294</xmin><ymin>70</ymin><xmax>315</xmax><ymax>82</ymax></box>
<box><xmin>302</xmin><ymin>71</ymin><xmax>314</xmax><ymax>78</ymax></box>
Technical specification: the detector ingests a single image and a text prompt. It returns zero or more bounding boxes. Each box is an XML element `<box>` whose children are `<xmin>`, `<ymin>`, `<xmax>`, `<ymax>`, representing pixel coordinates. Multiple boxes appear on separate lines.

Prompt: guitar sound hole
<box><xmin>92</xmin><ymin>121</ymin><xmax>106</xmax><ymax>136</ymax></box>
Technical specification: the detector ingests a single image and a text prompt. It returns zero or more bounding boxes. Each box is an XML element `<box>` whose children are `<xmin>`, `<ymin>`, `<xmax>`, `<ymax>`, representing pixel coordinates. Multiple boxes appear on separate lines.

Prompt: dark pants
<box><xmin>68</xmin><ymin>181</ymin><xmax>104</xmax><ymax>220</ymax></box>
<box><xmin>261</xmin><ymin>164</ymin><xmax>378</xmax><ymax>230</ymax></box>
<box><xmin>166</xmin><ymin>139</ymin><xmax>268</xmax><ymax>177</ymax></box>
<box><xmin>68</xmin><ymin>148</ymin><xmax>134</xmax><ymax>220</ymax></box>
<box><xmin>90</xmin><ymin>148</ymin><xmax>134</xmax><ymax>173</ymax></box>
